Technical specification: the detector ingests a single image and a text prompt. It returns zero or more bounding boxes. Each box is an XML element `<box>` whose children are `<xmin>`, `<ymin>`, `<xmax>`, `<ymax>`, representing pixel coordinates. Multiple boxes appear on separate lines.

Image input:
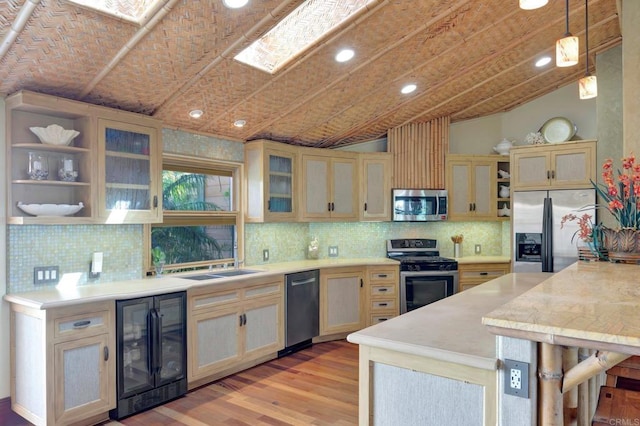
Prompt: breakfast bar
<box><xmin>483</xmin><ymin>261</ymin><xmax>640</xmax><ymax>425</ymax></box>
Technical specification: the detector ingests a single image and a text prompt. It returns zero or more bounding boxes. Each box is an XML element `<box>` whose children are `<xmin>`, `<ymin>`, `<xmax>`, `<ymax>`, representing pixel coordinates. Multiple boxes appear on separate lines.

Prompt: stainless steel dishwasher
<box><xmin>278</xmin><ymin>269</ymin><xmax>319</xmax><ymax>357</ymax></box>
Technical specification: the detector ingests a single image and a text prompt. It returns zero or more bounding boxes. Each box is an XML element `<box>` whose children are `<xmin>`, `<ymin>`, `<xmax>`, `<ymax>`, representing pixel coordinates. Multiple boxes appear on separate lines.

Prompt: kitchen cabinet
<box><xmin>9</xmin><ymin>301</ymin><xmax>115</xmax><ymax>426</ymax></box>
<box><xmin>366</xmin><ymin>265</ymin><xmax>399</xmax><ymax>326</ymax></box>
<box><xmin>5</xmin><ymin>90</ymin><xmax>163</xmax><ymax>224</ymax></box>
<box><xmin>97</xmin><ymin>118</ymin><xmax>162</xmax><ymax>223</ymax></box>
<box><xmin>359</xmin><ymin>153</ymin><xmax>392</xmax><ymax>221</ymax></box>
<box><xmin>446</xmin><ymin>155</ymin><xmax>498</xmax><ymax>221</ymax></box>
<box><xmin>510</xmin><ymin>140</ymin><xmax>596</xmax><ymax>190</ymax></box>
<box><xmin>300</xmin><ymin>150</ymin><xmax>359</xmax><ymax>221</ymax></box>
<box><xmin>458</xmin><ymin>262</ymin><xmax>511</xmax><ymax>292</ymax></box>
<box><xmin>245</xmin><ymin>140</ymin><xmax>298</xmax><ymax>222</ymax></box>
<box><xmin>187</xmin><ymin>277</ymin><xmax>283</xmax><ymax>387</ymax></box>
<box><xmin>320</xmin><ymin>267</ymin><xmax>365</xmax><ymax>336</ymax></box>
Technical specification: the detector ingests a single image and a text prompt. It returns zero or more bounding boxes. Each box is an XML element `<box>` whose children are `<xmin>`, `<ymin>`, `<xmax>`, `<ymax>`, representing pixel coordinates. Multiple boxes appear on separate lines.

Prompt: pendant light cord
<box><xmin>585</xmin><ymin>0</ymin><xmax>590</xmax><ymax>72</ymax></box>
<box><xmin>564</xmin><ymin>0</ymin><xmax>571</xmax><ymax>36</ymax></box>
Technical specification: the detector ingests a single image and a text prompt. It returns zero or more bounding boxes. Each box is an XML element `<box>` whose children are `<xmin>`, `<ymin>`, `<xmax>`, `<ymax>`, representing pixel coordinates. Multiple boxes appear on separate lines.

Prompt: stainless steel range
<box><xmin>387</xmin><ymin>238</ymin><xmax>459</xmax><ymax>313</ymax></box>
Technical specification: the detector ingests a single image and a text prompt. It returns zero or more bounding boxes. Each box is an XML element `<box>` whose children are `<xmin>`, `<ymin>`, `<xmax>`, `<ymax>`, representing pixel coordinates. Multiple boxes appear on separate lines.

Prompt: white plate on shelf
<box><xmin>17</xmin><ymin>202</ymin><xmax>84</xmax><ymax>216</ymax></box>
<box><xmin>539</xmin><ymin>117</ymin><xmax>577</xmax><ymax>143</ymax></box>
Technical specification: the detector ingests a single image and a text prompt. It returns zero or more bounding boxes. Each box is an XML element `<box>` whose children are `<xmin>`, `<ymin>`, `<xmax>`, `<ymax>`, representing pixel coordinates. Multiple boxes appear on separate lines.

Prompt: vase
<box><xmin>601</xmin><ymin>228</ymin><xmax>640</xmax><ymax>263</ymax></box>
<box><xmin>154</xmin><ymin>261</ymin><xmax>165</xmax><ymax>278</ymax></box>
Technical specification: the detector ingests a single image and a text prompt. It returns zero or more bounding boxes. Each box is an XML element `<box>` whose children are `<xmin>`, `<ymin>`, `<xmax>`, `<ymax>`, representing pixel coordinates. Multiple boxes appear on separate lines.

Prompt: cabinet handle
<box><xmin>377</xmin><ymin>274</ymin><xmax>388</xmax><ymax>278</ymax></box>
<box><xmin>360</xmin><ymin>279</ymin><xmax>363</xmax><ymax>288</ymax></box>
<box><xmin>243</xmin><ymin>313</ymin><xmax>247</xmax><ymax>326</ymax></box>
<box><xmin>480</xmin><ymin>272</ymin><xmax>488</xmax><ymax>275</ymax></box>
<box><xmin>379</xmin><ymin>303</ymin><xmax>388</xmax><ymax>307</ymax></box>
<box><xmin>551</xmin><ymin>170</ymin><xmax>555</xmax><ymax>179</ymax></box>
<box><xmin>104</xmin><ymin>346</ymin><xmax>109</xmax><ymax>361</ymax></box>
<box><xmin>472</xmin><ymin>203</ymin><xmax>476</xmax><ymax>211</ymax></box>
<box><xmin>239</xmin><ymin>315</ymin><xmax>243</xmax><ymax>326</ymax></box>
<box><xmin>328</xmin><ymin>202</ymin><xmax>331</xmax><ymax>212</ymax></box>
<box><xmin>331</xmin><ymin>202</ymin><xmax>335</xmax><ymax>211</ymax></box>
<box><xmin>153</xmin><ymin>195</ymin><xmax>158</xmax><ymax>208</ymax></box>
<box><xmin>364</xmin><ymin>202</ymin><xmax>368</xmax><ymax>212</ymax></box>
<box><xmin>546</xmin><ymin>170</ymin><xmax>551</xmax><ymax>179</ymax></box>
<box><xmin>73</xmin><ymin>320</ymin><xmax>91</xmax><ymax>328</ymax></box>
<box><xmin>378</xmin><ymin>288</ymin><xmax>388</xmax><ymax>292</ymax></box>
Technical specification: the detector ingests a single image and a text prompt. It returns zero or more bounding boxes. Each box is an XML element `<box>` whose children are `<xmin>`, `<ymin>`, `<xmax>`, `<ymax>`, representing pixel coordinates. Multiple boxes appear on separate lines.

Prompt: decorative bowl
<box><xmin>17</xmin><ymin>202</ymin><xmax>84</xmax><ymax>216</ymax></box>
<box><xmin>29</xmin><ymin>124</ymin><xmax>80</xmax><ymax>146</ymax></box>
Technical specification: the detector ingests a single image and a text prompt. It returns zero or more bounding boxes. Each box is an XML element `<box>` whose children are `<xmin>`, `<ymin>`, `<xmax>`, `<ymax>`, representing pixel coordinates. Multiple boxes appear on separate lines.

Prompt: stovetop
<box><xmin>387</xmin><ymin>238</ymin><xmax>458</xmax><ymax>271</ymax></box>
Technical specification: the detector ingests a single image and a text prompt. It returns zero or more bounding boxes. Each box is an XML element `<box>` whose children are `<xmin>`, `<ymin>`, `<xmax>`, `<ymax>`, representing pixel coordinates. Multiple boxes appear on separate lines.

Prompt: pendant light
<box><xmin>579</xmin><ymin>0</ymin><xmax>597</xmax><ymax>99</ymax></box>
<box><xmin>556</xmin><ymin>0</ymin><xmax>579</xmax><ymax>67</ymax></box>
<box><xmin>519</xmin><ymin>0</ymin><xmax>548</xmax><ymax>10</ymax></box>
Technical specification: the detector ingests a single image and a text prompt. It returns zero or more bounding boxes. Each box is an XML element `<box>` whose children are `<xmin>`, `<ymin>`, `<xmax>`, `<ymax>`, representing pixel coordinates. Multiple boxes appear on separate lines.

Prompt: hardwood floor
<box><xmin>108</xmin><ymin>340</ymin><xmax>359</xmax><ymax>426</ymax></box>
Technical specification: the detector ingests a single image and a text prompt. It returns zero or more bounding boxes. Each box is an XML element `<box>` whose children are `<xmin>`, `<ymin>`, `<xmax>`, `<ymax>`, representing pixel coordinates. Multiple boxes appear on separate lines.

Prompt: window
<box><xmin>146</xmin><ymin>153</ymin><xmax>243</xmax><ymax>274</ymax></box>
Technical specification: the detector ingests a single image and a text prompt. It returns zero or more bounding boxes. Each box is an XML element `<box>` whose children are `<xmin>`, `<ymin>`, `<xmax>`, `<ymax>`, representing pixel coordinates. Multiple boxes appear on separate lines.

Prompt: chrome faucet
<box><xmin>234</xmin><ymin>258</ymin><xmax>244</xmax><ymax>269</ymax></box>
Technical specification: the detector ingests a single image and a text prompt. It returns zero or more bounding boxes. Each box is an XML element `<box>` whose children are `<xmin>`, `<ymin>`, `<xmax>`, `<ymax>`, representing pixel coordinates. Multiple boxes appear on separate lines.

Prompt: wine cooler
<box><xmin>110</xmin><ymin>291</ymin><xmax>187</xmax><ymax>419</ymax></box>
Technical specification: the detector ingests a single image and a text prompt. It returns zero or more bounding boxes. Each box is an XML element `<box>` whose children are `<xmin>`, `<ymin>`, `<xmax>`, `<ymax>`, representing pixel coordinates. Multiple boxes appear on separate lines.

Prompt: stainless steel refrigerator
<box><xmin>512</xmin><ymin>189</ymin><xmax>596</xmax><ymax>272</ymax></box>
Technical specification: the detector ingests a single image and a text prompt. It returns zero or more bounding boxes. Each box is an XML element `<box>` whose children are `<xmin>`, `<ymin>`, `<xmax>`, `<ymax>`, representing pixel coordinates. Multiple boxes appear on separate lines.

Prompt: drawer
<box><xmin>368</xmin><ymin>268</ymin><xmax>398</xmax><ymax>283</ymax></box>
<box><xmin>369</xmin><ymin>314</ymin><xmax>395</xmax><ymax>325</ymax></box>
<box><xmin>190</xmin><ymin>289</ymin><xmax>241</xmax><ymax>311</ymax></box>
<box><xmin>371</xmin><ymin>299</ymin><xmax>395</xmax><ymax>311</ymax></box>
<box><xmin>370</xmin><ymin>284</ymin><xmax>396</xmax><ymax>296</ymax></box>
<box><xmin>244</xmin><ymin>282</ymin><xmax>282</xmax><ymax>299</ymax></box>
<box><xmin>460</xmin><ymin>269</ymin><xmax>507</xmax><ymax>285</ymax></box>
<box><xmin>53</xmin><ymin>309</ymin><xmax>111</xmax><ymax>341</ymax></box>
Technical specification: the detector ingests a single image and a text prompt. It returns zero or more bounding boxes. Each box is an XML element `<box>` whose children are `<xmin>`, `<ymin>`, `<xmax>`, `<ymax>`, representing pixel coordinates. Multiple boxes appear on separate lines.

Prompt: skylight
<box><xmin>234</xmin><ymin>0</ymin><xmax>375</xmax><ymax>74</ymax></box>
<box><xmin>64</xmin><ymin>0</ymin><xmax>164</xmax><ymax>24</ymax></box>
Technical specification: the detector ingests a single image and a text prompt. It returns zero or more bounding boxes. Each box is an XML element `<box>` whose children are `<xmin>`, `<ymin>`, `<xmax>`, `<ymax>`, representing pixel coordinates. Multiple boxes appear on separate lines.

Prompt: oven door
<box><xmin>400</xmin><ymin>271</ymin><xmax>459</xmax><ymax>313</ymax></box>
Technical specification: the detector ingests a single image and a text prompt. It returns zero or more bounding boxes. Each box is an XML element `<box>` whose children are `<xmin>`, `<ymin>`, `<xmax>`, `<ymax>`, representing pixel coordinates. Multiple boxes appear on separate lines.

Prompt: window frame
<box><xmin>144</xmin><ymin>153</ymin><xmax>245</xmax><ymax>274</ymax></box>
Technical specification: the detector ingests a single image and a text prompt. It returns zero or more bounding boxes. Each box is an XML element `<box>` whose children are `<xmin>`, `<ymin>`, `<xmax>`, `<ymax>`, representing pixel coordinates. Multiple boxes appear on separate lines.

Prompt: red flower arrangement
<box><xmin>594</xmin><ymin>153</ymin><xmax>640</xmax><ymax>229</ymax></box>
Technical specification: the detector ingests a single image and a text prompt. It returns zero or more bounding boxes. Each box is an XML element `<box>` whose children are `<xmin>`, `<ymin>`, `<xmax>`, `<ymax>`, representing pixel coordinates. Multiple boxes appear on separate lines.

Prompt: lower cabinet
<box><xmin>458</xmin><ymin>262</ymin><xmax>511</xmax><ymax>292</ymax></box>
<box><xmin>187</xmin><ymin>277</ymin><xmax>284</xmax><ymax>386</ymax></box>
<box><xmin>320</xmin><ymin>267</ymin><xmax>366</xmax><ymax>336</ymax></box>
<box><xmin>10</xmin><ymin>301</ymin><xmax>115</xmax><ymax>426</ymax></box>
<box><xmin>366</xmin><ymin>265</ymin><xmax>399</xmax><ymax>326</ymax></box>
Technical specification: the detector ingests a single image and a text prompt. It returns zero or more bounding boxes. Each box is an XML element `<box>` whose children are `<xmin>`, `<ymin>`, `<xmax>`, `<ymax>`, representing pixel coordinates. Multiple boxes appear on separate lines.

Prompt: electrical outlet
<box><xmin>328</xmin><ymin>246</ymin><xmax>339</xmax><ymax>257</ymax></box>
<box><xmin>34</xmin><ymin>266</ymin><xmax>60</xmax><ymax>285</ymax></box>
<box><xmin>504</xmin><ymin>359</ymin><xmax>529</xmax><ymax>398</ymax></box>
<box><xmin>475</xmin><ymin>244</ymin><xmax>482</xmax><ymax>254</ymax></box>
<box><xmin>263</xmin><ymin>249</ymin><xmax>269</xmax><ymax>262</ymax></box>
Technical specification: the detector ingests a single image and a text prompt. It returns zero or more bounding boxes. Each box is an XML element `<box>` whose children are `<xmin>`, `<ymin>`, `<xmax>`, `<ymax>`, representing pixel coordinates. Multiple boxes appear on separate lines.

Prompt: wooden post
<box><xmin>540</xmin><ymin>343</ymin><xmax>564</xmax><ymax>425</ymax></box>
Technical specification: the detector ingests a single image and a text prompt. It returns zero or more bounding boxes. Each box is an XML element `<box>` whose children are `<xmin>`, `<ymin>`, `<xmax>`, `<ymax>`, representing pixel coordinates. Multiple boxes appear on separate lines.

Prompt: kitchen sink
<box><xmin>181</xmin><ymin>269</ymin><xmax>262</xmax><ymax>280</ymax></box>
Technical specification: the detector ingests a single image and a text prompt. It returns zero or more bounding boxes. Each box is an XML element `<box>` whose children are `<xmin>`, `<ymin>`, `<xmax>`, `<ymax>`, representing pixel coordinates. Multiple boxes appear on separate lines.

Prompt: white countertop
<box><xmin>4</xmin><ymin>258</ymin><xmax>399</xmax><ymax>310</ymax></box>
<box><xmin>456</xmin><ymin>255</ymin><xmax>511</xmax><ymax>264</ymax></box>
<box><xmin>347</xmin><ymin>272</ymin><xmax>549</xmax><ymax>370</ymax></box>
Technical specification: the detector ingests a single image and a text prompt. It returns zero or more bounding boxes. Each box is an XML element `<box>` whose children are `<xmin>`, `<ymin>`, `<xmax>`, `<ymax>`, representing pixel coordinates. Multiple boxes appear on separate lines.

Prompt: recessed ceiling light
<box><xmin>234</xmin><ymin>119</ymin><xmax>247</xmax><ymax>128</ymax></box>
<box><xmin>189</xmin><ymin>109</ymin><xmax>203</xmax><ymax>119</ymax></box>
<box><xmin>223</xmin><ymin>0</ymin><xmax>249</xmax><ymax>9</ymax></box>
<box><xmin>335</xmin><ymin>49</ymin><xmax>355</xmax><ymax>63</ymax></box>
<box><xmin>535</xmin><ymin>56</ymin><xmax>552</xmax><ymax>67</ymax></box>
<box><xmin>519</xmin><ymin>0</ymin><xmax>548</xmax><ymax>10</ymax></box>
<box><xmin>401</xmin><ymin>84</ymin><xmax>417</xmax><ymax>94</ymax></box>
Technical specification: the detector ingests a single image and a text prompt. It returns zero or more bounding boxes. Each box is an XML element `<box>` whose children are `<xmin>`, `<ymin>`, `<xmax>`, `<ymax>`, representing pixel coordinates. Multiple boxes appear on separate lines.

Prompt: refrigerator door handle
<box><xmin>542</xmin><ymin>197</ymin><xmax>553</xmax><ymax>272</ymax></box>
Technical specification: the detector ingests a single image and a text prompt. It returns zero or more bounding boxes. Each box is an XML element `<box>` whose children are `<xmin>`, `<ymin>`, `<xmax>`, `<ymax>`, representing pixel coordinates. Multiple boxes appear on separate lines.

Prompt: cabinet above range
<box><xmin>5</xmin><ymin>90</ymin><xmax>163</xmax><ymax>225</ymax></box>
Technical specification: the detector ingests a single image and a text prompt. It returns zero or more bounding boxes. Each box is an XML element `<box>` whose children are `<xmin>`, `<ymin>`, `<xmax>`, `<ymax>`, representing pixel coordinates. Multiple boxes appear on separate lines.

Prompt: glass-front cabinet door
<box><xmin>97</xmin><ymin>118</ymin><xmax>162</xmax><ymax>223</ymax></box>
<box><xmin>267</xmin><ymin>152</ymin><xmax>294</xmax><ymax>216</ymax></box>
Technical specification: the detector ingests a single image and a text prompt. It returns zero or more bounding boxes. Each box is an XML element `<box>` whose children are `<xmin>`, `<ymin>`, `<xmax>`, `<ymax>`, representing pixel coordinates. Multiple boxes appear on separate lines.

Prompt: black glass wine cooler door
<box><xmin>111</xmin><ymin>291</ymin><xmax>187</xmax><ymax>419</ymax></box>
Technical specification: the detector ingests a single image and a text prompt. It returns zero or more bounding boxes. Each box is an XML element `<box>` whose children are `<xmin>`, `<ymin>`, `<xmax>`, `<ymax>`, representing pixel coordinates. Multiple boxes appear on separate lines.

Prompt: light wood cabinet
<box><xmin>510</xmin><ymin>140</ymin><xmax>596</xmax><ymax>190</ymax></box>
<box><xmin>300</xmin><ymin>150</ymin><xmax>359</xmax><ymax>221</ymax></box>
<box><xmin>320</xmin><ymin>267</ymin><xmax>365</xmax><ymax>335</ymax></box>
<box><xmin>446</xmin><ymin>155</ymin><xmax>499</xmax><ymax>221</ymax></box>
<box><xmin>5</xmin><ymin>90</ymin><xmax>162</xmax><ymax>224</ymax></box>
<box><xmin>359</xmin><ymin>153</ymin><xmax>392</xmax><ymax>221</ymax></box>
<box><xmin>10</xmin><ymin>301</ymin><xmax>115</xmax><ymax>426</ymax></box>
<box><xmin>187</xmin><ymin>278</ymin><xmax>284</xmax><ymax>386</ymax></box>
<box><xmin>366</xmin><ymin>265</ymin><xmax>399</xmax><ymax>326</ymax></box>
<box><xmin>458</xmin><ymin>262</ymin><xmax>511</xmax><ymax>292</ymax></box>
<box><xmin>245</xmin><ymin>140</ymin><xmax>298</xmax><ymax>222</ymax></box>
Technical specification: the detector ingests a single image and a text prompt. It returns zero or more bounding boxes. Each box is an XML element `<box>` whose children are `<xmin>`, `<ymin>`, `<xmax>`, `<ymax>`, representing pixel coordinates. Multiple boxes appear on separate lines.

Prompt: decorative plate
<box><xmin>17</xmin><ymin>202</ymin><xmax>84</xmax><ymax>216</ymax></box>
<box><xmin>539</xmin><ymin>117</ymin><xmax>577</xmax><ymax>143</ymax></box>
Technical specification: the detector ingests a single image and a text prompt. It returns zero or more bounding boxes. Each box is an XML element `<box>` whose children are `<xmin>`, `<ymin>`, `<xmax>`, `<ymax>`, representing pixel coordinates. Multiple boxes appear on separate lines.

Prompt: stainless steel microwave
<box><xmin>392</xmin><ymin>189</ymin><xmax>448</xmax><ymax>221</ymax></box>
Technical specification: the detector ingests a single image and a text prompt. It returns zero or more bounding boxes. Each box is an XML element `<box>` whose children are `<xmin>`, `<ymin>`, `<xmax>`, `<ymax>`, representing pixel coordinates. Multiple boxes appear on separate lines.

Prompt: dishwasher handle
<box><xmin>290</xmin><ymin>277</ymin><xmax>316</xmax><ymax>287</ymax></box>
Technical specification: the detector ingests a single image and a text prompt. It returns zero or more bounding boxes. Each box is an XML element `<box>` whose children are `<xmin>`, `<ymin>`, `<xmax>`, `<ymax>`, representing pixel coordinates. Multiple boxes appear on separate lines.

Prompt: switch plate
<box><xmin>475</xmin><ymin>244</ymin><xmax>482</xmax><ymax>254</ymax></box>
<box><xmin>328</xmin><ymin>246</ymin><xmax>339</xmax><ymax>257</ymax></box>
<box><xmin>504</xmin><ymin>359</ymin><xmax>529</xmax><ymax>398</ymax></box>
<box><xmin>34</xmin><ymin>266</ymin><xmax>59</xmax><ymax>285</ymax></box>
<box><xmin>263</xmin><ymin>249</ymin><xmax>269</xmax><ymax>262</ymax></box>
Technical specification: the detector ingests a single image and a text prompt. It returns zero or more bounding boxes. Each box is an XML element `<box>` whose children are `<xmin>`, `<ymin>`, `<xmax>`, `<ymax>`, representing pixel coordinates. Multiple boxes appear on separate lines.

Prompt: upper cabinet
<box><xmin>510</xmin><ymin>140</ymin><xmax>596</xmax><ymax>191</ymax></box>
<box><xmin>446</xmin><ymin>156</ymin><xmax>498</xmax><ymax>221</ymax></box>
<box><xmin>244</xmin><ymin>140</ymin><xmax>298</xmax><ymax>222</ymax></box>
<box><xmin>300</xmin><ymin>149</ymin><xmax>359</xmax><ymax>221</ymax></box>
<box><xmin>5</xmin><ymin>90</ymin><xmax>163</xmax><ymax>224</ymax></box>
<box><xmin>359</xmin><ymin>153</ymin><xmax>392</xmax><ymax>221</ymax></box>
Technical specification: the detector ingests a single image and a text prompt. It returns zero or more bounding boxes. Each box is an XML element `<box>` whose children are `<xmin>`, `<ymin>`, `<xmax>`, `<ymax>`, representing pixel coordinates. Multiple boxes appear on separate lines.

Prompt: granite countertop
<box><xmin>482</xmin><ymin>261</ymin><xmax>640</xmax><ymax>355</ymax></box>
<box><xmin>347</xmin><ymin>272</ymin><xmax>549</xmax><ymax>370</ymax></box>
<box><xmin>3</xmin><ymin>258</ymin><xmax>399</xmax><ymax>310</ymax></box>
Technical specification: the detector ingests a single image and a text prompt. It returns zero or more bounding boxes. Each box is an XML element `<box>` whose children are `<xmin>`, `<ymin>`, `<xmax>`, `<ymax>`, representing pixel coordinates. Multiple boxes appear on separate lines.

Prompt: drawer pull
<box><xmin>378</xmin><ymin>318</ymin><xmax>388</xmax><ymax>322</ymax></box>
<box><xmin>379</xmin><ymin>303</ymin><xmax>388</xmax><ymax>307</ymax></box>
<box><xmin>377</xmin><ymin>274</ymin><xmax>388</xmax><ymax>278</ymax></box>
<box><xmin>480</xmin><ymin>272</ymin><xmax>488</xmax><ymax>276</ymax></box>
<box><xmin>378</xmin><ymin>288</ymin><xmax>388</xmax><ymax>292</ymax></box>
<box><xmin>104</xmin><ymin>346</ymin><xmax>109</xmax><ymax>361</ymax></box>
<box><xmin>73</xmin><ymin>320</ymin><xmax>91</xmax><ymax>328</ymax></box>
